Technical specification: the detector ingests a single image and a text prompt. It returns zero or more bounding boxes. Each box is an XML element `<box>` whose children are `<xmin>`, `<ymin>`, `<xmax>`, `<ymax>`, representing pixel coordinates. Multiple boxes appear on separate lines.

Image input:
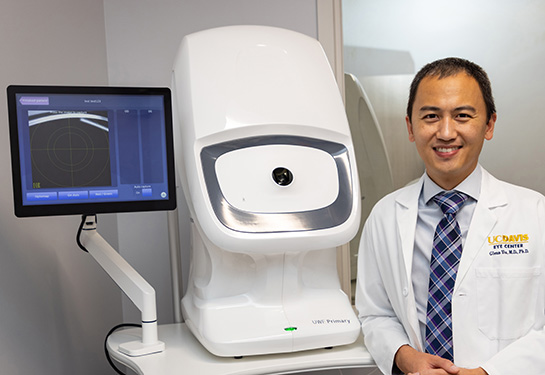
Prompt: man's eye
<box><xmin>457</xmin><ymin>113</ymin><xmax>472</xmax><ymax>119</ymax></box>
<box><xmin>423</xmin><ymin>114</ymin><xmax>438</xmax><ymax>119</ymax></box>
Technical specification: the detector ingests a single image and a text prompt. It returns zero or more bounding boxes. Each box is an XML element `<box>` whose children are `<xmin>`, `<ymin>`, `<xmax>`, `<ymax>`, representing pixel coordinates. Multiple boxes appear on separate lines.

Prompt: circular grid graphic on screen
<box><xmin>28</xmin><ymin>110</ymin><xmax>111</xmax><ymax>189</ymax></box>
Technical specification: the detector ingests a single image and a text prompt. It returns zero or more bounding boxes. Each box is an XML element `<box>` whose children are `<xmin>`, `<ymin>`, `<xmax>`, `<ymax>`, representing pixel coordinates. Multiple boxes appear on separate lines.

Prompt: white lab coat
<box><xmin>356</xmin><ymin>168</ymin><xmax>545</xmax><ymax>375</ymax></box>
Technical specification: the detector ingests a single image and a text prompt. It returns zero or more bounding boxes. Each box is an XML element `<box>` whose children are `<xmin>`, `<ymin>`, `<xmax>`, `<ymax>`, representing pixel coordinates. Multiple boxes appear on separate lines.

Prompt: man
<box><xmin>355</xmin><ymin>57</ymin><xmax>545</xmax><ymax>375</ymax></box>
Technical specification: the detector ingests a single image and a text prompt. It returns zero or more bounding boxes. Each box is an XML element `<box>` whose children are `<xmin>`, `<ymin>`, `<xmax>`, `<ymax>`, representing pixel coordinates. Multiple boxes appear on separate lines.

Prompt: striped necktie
<box><xmin>425</xmin><ymin>191</ymin><xmax>468</xmax><ymax>361</ymax></box>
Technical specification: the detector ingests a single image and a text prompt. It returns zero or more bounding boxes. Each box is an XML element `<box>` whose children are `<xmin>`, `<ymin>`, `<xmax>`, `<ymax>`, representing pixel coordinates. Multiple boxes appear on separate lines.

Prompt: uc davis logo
<box><xmin>487</xmin><ymin>234</ymin><xmax>529</xmax><ymax>245</ymax></box>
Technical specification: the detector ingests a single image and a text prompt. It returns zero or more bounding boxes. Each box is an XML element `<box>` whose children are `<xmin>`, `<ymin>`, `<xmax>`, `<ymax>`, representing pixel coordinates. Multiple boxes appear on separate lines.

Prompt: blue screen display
<box><xmin>8</xmin><ymin>86</ymin><xmax>176</xmax><ymax>217</ymax></box>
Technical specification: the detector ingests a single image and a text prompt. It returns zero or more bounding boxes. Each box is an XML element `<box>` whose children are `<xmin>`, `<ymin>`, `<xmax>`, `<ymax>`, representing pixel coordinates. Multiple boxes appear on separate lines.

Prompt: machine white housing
<box><xmin>172</xmin><ymin>25</ymin><xmax>361</xmax><ymax>357</ymax></box>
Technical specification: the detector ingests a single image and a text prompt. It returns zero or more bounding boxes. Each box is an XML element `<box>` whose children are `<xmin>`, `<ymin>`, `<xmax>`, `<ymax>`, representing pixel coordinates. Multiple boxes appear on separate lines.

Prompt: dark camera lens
<box><xmin>272</xmin><ymin>167</ymin><xmax>293</xmax><ymax>186</ymax></box>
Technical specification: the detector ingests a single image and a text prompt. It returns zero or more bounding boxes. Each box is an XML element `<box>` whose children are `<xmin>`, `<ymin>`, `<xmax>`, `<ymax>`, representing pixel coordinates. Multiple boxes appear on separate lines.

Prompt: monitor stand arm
<box><xmin>79</xmin><ymin>215</ymin><xmax>165</xmax><ymax>356</ymax></box>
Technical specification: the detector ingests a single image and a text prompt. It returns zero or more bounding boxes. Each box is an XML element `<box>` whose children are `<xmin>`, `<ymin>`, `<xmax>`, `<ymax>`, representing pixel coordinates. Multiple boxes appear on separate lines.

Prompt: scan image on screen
<box><xmin>7</xmin><ymin>85</ymin><xmax>176</xmax><ymax>217</ymax></box>
<box><xmin>29</xmin><ymin>110</ymin><xmax>112</xmax><ymax>189</ymax></box>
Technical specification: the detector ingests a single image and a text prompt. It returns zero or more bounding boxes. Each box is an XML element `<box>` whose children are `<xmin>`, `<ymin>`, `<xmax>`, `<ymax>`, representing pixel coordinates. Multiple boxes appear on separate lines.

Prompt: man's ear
<box><xmin>485</xmin><ymin>113</ymin><xmax>496</xmax><ymax>141</ymax></box>
<box><xmin>406</xmin><ymin>116</ymin><xmax>415</xmax><ymax>142</ymax></box>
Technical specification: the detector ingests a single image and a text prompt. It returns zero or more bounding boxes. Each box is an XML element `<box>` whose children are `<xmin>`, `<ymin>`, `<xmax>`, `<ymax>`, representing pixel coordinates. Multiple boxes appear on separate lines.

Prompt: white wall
<box><xmin>343</xmin><ymin>0</ymin><xmax>545</xmax><ymax>194</ymax></box>
<box><xmin>0</xmin><ymin>1</ymin><xmax>122</xmax><ymax>374</ymax></box>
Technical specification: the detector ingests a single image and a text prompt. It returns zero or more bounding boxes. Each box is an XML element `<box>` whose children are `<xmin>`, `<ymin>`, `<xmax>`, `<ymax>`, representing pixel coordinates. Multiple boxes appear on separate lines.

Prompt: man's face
<box><xmin>406</xmin><ymin>73</ymin><xmax>496</xmax><ymax>190</ymax></box>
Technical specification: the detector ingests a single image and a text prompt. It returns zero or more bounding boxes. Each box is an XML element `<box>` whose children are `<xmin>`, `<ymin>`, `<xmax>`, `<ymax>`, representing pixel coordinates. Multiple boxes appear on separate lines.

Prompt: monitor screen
<box><xmin>7</xmin><ymin>85</ymin><xmax>176</xmax><ymax>217</ymax></box>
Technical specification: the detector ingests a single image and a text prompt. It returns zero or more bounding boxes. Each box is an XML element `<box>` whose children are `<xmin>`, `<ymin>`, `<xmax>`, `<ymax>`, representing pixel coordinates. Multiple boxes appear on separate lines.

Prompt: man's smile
<box><xmin>434</xmin><ymin>146</ymin><xmax>462</xmax><ymax>154</ymax></box>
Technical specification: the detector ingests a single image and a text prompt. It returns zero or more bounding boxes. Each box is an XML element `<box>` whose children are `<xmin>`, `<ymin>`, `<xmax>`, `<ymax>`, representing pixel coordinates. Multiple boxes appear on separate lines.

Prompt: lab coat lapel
<box><xmin>396</xmin><ymin>177</ymin><xmax>423</xmax><ymax>280</ymax></box>
<box><xmin>455</xmin><ymin>170</ymin><xmax>505</xmax><ymax>289</ymax></box>
<box><xmin>395</xmin><ymin>177</ymin><xmax>424</xmax><ymax>348</ymax></box>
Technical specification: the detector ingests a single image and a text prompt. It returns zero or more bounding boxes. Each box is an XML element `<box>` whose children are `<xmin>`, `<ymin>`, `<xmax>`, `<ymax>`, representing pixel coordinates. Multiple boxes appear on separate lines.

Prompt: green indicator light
<box><xmin>284</xmin><ymin>327</ymin><xmax>298</xmax><ymax>331</ymax></box>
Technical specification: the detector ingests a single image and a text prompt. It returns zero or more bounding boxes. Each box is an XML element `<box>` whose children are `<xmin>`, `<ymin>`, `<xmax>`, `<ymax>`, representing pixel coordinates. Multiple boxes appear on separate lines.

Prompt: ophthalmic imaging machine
<box><xmin>7</xmin><ymin>25</ymin><xmax>375</xmax><ymax>374</ymax></box>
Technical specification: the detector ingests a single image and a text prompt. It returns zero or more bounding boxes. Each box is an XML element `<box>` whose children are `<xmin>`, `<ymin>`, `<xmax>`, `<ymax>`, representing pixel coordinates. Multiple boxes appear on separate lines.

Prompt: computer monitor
<box><xmin>7</xmin><ymin>85</ymin><xmax>176</xmax><ymax>217</ymax></box>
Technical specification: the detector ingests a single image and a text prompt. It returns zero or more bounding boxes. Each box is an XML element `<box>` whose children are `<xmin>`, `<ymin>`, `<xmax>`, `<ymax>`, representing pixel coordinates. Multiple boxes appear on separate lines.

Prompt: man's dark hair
<box><xmin>406</xmin><ymin>57</ymin><xmax>496</xmax><ymax>122</ymax></box>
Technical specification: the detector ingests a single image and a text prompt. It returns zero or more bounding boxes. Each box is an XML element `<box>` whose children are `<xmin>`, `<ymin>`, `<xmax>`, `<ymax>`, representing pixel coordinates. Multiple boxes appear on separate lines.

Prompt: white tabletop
<box><xmin>107</xmin><ymin>323</ymin><xmax>376</xmax><ymax>375</ymax></box>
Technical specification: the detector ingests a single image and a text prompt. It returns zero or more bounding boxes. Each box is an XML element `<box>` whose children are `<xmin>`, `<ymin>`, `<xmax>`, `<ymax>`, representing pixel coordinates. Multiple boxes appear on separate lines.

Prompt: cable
<box><xmin>76</xmin><ymin>214</ymin><xmax>89</xmax><ymax>252</ymax></box>
<box><xmin>76</xmin><ymin>214</ymin><xmax>98</xmax><ymax>252</ymax></box>
<box><xmin>104</xmin><ymin>323</ymin><xmax>142</xmax><ymax>375</ymax></box>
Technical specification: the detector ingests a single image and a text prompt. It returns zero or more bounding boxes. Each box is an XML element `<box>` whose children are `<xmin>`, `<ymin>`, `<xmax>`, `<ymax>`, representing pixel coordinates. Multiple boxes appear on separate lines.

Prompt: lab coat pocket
<box><xmin>476</xmin><ymin>267</ymin><xmax>541</xmax><ymax>340</ymax></box>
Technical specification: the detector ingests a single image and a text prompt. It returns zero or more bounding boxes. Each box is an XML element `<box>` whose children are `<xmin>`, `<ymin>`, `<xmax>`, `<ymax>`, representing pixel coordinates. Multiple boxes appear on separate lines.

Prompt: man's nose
<box><xmin>436</xmin><ymin>117</ymin><xmax>456</xmax><ymax>140</ymax></box>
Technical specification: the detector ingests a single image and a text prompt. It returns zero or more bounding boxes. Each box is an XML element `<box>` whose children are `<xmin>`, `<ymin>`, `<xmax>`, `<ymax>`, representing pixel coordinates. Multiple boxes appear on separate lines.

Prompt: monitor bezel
<box><xmin>7</xmin><ymin>85</ymin><xmax>177</xmax><ymax>218</ymax></box>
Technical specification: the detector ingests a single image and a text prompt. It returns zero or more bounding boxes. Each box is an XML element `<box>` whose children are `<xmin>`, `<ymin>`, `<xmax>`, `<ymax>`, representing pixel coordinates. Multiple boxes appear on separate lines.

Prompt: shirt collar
<box><xmin>422</xmin><ymin>164</ymin><xmax>482</xmax><ymax>205</ymax></box>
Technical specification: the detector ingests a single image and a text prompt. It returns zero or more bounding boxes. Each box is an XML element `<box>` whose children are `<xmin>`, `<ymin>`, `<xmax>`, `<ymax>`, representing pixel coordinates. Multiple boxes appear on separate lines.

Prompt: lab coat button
<box><xmin>402</xmin><ymin>287</ymin><xmax>408</xmax><ymax>296</ymax></box>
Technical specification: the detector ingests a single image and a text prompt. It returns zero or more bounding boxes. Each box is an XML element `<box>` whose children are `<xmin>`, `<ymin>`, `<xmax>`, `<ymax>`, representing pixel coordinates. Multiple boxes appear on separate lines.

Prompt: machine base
<box><xmin>107</xmin><ymin>323</ymin><xmax>376</xmax><ymax>375</ymax></box>
<box><xmin>182</xmin><ymin>289</ymin><xmax>361</xmax><ymax>357</ymax></box>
